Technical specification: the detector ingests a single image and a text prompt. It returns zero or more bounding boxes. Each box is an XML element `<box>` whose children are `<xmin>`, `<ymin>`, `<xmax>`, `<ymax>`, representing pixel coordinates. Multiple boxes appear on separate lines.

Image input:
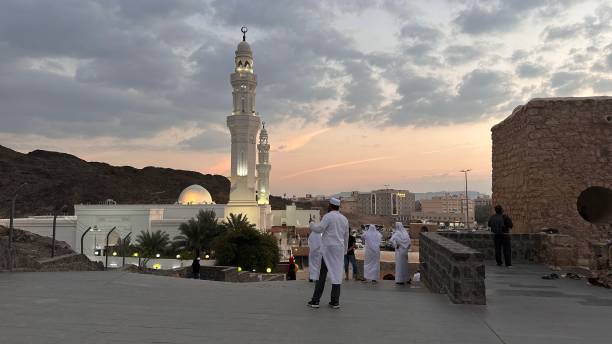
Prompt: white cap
<box><xmin>329</xmin><ymin>197</ymin><xmax>341</xmax><ymax>206</ymax></box>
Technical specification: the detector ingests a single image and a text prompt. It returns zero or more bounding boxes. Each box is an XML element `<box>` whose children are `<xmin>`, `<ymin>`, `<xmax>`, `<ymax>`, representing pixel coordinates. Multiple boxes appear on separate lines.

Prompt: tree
<box><xmin>214</xmin><ymin>215</ymin><xmax>279</xmax><ymax>271</ymax></box>
<box><xmin>135</xmin><ymin>230</ymin><xmax>170</xmax><ymax>267</ymax></box>
<box><xmin>115</xmin><ymin>236</ymin><xmax>134</xmax><ymax>257</ymax></box>
<box><xmin>223</xmin><ymin>213</ymin><xmax>256</xmax><ymax>231</ymax></box>
<box><xmin>174</xmin><ymin>210</ymin><xmax>224</xmax><ymax>256</ymax></box>
<box><xmin>475</xmin><ymin>204</ymin><xmax>493</xmax><ymax>226</ymax></box>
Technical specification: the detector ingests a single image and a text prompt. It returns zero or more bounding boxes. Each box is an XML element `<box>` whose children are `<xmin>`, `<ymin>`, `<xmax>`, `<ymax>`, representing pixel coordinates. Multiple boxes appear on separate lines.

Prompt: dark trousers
<box><xmin>344</xmin><ymin>254</ymin><xmax>359</xmax><ymax>278</ymax></box>
<box><xmin>494</xmin><ymin>234</ymin><xmax>512</xmax><ymax>266</ymax></box>
<box><xmin>311</xmin><ymin>258</ymin><xmax>341</xmax><ymax>304</ymax></box>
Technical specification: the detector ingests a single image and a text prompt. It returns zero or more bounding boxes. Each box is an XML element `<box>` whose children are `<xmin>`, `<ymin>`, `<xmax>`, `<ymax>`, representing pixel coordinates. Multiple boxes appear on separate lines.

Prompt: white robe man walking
<box><xmin>307</xmin><ymin>198</ymin><xmax>349</xmax><ymax>309</ymax></box>
<box><xmin>308</xmin><ymin>230</ymin><xmax>322</xmax><ymax>282</ymax></box>
<box><xmin>389</xmin><ymin>222</ymin><xmax>411</xmax><ymax>285</ymax></box>
<box><xmin>362</xmin><ymin>224</ymin><xmax>382</xmax><ymax>283</ymax></box>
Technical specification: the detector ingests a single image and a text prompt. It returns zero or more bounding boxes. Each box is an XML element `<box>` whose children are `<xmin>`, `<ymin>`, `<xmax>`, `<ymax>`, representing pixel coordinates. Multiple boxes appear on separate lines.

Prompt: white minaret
<box><xmin>257</xmin><ymin>122</ymin><xmax>271</xmax><ymax>205</ymax></box>
<box><xmin>227</xmin><ymin>27</ymin><xmax>261</xmax><ymax>206</ymax></box>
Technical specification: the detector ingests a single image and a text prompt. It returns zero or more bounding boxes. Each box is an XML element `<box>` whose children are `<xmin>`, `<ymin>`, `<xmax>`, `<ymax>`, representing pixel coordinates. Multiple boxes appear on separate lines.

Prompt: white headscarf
<box><xmin>364</xmin><ymin>224</ymin><xmax>381</xmax><ymax>246</ymax></box>
<box><xmin>391</xmin><ymin>222</ymin><xmax>410</xmax><ymax>249</ymax></box>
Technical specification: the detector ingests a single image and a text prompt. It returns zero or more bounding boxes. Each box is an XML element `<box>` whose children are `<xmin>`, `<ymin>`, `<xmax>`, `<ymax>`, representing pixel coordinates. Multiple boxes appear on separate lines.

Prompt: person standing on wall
<box><xmin>307</xmin><ymin>198</ymin><xmax>349</xmax><ymax>309</ymax></box>
<box><xmin>488</xmin><ymin>205</ymin><xmax>513</xmax><ymax>268</ymax></box>
<box><xmin>344</xmin><ymin>230</ymin><xmax>360</xmax><ymax>280</ymax></box>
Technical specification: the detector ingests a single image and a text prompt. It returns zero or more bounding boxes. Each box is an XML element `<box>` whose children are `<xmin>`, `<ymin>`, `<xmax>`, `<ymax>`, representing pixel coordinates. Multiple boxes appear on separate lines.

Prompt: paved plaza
<box><xmin>1</xmin><ymin>264</ymin><xmax>611</xmax><ymax>344</ymax></box>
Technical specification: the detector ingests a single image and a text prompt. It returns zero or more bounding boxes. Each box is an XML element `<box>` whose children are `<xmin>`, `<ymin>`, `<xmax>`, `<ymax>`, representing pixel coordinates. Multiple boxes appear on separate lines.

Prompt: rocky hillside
<box><xmin>0</xmin><ymin>225</ymin><xmax>103</xmax><ymax>271</ymax></box>
<box><xmin>0</xmin><ymin>145</ymin><xmax>230</xmax><ymax>217</ymax></box>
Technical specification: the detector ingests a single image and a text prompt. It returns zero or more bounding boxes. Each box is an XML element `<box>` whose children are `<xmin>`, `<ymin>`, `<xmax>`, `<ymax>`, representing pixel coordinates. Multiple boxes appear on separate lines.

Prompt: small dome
<box><xmin>178</xmin><ymin>185</ymin><xmax>213</xmax><ymax>205</ymax></box>
<box><xmin>237</xmin><ymin>41</ymin><xmax>252</xmax><ymax>55</ymax></box>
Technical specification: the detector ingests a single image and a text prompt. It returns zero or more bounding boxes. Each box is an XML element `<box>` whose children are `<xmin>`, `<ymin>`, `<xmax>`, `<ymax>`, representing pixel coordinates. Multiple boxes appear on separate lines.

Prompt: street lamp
<box><xmin>459</xmin><ymin>169</ymin><xmax>472</xmax><ymax>229</ymax></box>
<box><xmin>8</xmin><ymin>182</ymin><xmax>27</xmax><ymax>271</ymax></box>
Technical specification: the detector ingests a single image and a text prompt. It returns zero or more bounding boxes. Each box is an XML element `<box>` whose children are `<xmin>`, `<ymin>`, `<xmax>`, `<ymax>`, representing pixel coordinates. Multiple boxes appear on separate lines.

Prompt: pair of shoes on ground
<box><xmin>307</xmin><ymin>301</ymin><xmax>340</xmax><ymax>309</ymax></box>
<box><xmin>542</xmin><ymin>273</ymin><xmax>560</xmax><ymax>280</ymax></box>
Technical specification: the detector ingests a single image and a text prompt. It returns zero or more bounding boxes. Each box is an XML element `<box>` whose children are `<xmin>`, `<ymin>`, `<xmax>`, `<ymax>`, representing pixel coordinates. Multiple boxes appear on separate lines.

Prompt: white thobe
<box><xmin>390</xmin><ymin>231</ymin><xmax>411</xmax><ymax>283</ymax></box>
<box><xmin>309</xmin><ymin>211</ymin><xmax>349</xmax><ymax>284</ymax></box>
<box><xmin>362</xmin><ymin>229</ymin><xmax>382</xmax><ymax>281</ymax></box>
<box><xmin>308</xmin><ymin>232</ymin><xmax>322</xmax><ymax>281</ymax></box>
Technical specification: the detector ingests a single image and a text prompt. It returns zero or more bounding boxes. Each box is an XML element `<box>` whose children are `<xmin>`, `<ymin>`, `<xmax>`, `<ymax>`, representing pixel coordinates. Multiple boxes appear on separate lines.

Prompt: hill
<box><xmin>0</xmin><ymin>145</ymin><xmax>230</xmax><ymax>217</ymax></box>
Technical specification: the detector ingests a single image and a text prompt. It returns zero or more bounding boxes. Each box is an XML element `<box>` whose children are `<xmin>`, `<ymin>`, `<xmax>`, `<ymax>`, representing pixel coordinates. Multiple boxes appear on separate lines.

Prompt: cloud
<box><xmin>549</xmin><ymin>71</ymin><xmax>589</xmax><ymax>94</ymax></box>
<box><xmin>280</xmin><ymin>156</ymin><xmax>394</xmax><ymax>179</ymax></box>
<box><xmin>453</xmin><ymin>0</ymin><xmax>577</xmax><ymax>35</ymax></box>
<box><xmin>516</xmin><ymin>62</ymin><xmax>548</xmax><ymax>78</ymax></box>
<box><xmin>384</xmin><ymin>69</ymin><xmax>515</xmax><ymax>126</ymax></box>
<box><xmin>0</xmin><ymin>0</ymin><xmax>611</xmax><ymax>150</ymax></box>
<box><xmin>179</xmin><ymin>128</ymin><xmax>230</xmax><ymax>152</ymax></box>
<box><xmin>443</xmin><ymin>45</ymin><xmax>483</xmax><ymax>65</ymax></box>
<box><xmin>542</xmin><ymin>23</ymin><xmax>583</xmax><ymax>41</ymax></box>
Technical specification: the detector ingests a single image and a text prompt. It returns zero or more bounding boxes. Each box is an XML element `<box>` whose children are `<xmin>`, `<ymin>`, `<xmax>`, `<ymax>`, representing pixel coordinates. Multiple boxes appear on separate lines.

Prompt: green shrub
<box><xmin>213</xmin><ymin>226</ymin><xmax>280</xmax><ymax>272</ymax></box>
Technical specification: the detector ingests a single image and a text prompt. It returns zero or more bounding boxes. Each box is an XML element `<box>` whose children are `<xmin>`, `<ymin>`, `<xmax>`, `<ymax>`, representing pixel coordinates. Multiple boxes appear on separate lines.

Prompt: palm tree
<box><xmin>223</xmin><ymin>213</ymin><xmax>256</xmax><ymax>231</ymax></box>
<box><xmin>115</xmin><ymin>236</ymin><xmax>134</xmax><ymax>257</ymax></box>
<box><xmin>135</xmin><ymin>230</ymin><xmax>170</xmax><ymax>267</ymax></box>
<box><xmin>174</xmin><ymin>210</ymin><xmax>224</xmax><ymax>256</ymax></box>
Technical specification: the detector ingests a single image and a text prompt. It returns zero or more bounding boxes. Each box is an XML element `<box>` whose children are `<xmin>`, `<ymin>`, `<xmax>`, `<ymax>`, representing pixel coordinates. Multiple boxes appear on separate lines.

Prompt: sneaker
<box><xmin>307</xmin><ymin>301</ymin><xmax>320</xmax><ymax>308</ymax></box>
<box><xmin>506</xmin><ymin>265</ymin><xmax>513</xmax><ymax>269</ymax></box>
<box><xmin>328</xmin><ymin>302</ymin><xmax>340</xmax><ymax>309</ymax></box>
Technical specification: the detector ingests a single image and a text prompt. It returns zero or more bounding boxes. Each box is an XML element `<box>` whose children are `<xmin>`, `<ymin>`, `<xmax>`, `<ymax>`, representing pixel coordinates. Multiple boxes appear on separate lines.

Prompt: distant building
<box><xmin>474</xmin><ymin>195</ymin><xmax>492</xmax><ymax>208</ymax></box>
<box><xmin>339</xmin><ymin>191</ymin><xmax>359</xmax><ymax>214</ymax></box>
<box><xmin>410</xmin><ymin>211</ymin><xmax>475</xmax><ymax>225</ymax></box>
<box><xmin>413</xmin><ymin>192</ymin><xmax>475</xmax><ymax>226</ymax></box>
<box><xmin>355</xmin><ymin>189</ymin><xmax>415</xmax><ymax>223</ymax></box>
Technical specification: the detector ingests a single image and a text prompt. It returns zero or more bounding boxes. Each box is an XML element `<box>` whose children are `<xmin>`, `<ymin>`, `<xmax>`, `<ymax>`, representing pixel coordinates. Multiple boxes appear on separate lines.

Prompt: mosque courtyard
<box><xmin>1</xmin><ymin>264</ymin><xmax>610</xmax><ymax>344</ymax></box>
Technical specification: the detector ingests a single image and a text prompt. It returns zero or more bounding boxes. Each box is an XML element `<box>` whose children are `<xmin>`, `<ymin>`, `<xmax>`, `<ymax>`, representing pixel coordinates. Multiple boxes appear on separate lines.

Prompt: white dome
<box><xmin>178</xmin><ymin>185</ymin><xmax>213</xmax><ymax>205</ymax></box>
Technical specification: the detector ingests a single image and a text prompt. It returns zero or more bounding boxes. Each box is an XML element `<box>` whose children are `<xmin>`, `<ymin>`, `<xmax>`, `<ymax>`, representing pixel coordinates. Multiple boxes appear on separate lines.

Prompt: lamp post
<box><xmin>104</xmin><ymin>226</ymin><xmax>117</xmax><ymax>270</ymax></box>
<box><xmin>80</xmin><ymin>226</ymin><xmax>92</xmax><ymax>255</ymax></box>
<box><xmin>51</xmin><ymin>205</ymin><xmax>68</xmax><ymax>258</ymax></box>
<box><xmin>8</xmin><ymin>183</ymin><xmax>27</xmax><ymax>271</ymax></box>
<box><xmin>121</xmin><ymin>232</ymin><xmax>132</xmax><ymax>267</ymax></box>
<box><xmin>459</xmin><ymin>169</ymin><xmax>472</xmax><ymax>229</ymax></box>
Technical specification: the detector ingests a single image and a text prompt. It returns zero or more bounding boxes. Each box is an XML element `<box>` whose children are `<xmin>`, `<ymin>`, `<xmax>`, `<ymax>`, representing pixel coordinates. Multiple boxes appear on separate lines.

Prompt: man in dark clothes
<box><xmin>287</xmin><ymin>255</ymin><xmax>297</xmax><ymax>280</ymax></box>
<box><xmin>344</xmin><ymin>231</ymin><xmax>359</xmax><ymax>280</ymax></box>
<box><xmin>488</xmin><ymin>205</ymin><xmax>514</xmax><ymax>267</ymax></box>
<box><xmin>191</xmin><ymin>257</ymin><xmax>201</xmax><ymax>279</ymax></box>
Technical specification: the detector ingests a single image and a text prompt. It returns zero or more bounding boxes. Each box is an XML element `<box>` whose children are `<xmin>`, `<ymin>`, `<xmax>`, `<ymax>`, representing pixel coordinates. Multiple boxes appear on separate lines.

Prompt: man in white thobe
<box><xmin>389</xmin><ymin>222</ymin><xmax>411</xmax><ymax>285</ymax></box>
<box><xmin>307</xmin><ymin>197</ymin><xmax>349</xmax><ymax>309</ymax></box>
<box><xmin>362</xmin><ymin>224</ymin><xmax>382</xmax><ymax>283</ymax></box>
<box><xmin>308</xmin><ymin>230</ymin><xmax>322</xmax><ymax>282</ymax></box>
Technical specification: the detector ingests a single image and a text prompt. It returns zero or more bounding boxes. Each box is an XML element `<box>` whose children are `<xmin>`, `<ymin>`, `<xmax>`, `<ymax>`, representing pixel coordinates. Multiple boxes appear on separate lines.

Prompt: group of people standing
<box><xmin>306</xmin><ymin>198</ymin><xmax>413</xmax><ymax>309</ymax></box>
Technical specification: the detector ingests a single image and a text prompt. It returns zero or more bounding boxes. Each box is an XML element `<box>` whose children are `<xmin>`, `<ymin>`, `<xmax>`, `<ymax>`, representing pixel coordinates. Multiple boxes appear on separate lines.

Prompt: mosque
<box><xmin>1</xmin><ymin>28</ymin><xmax>319</xmax><ymax>258</ymax></box>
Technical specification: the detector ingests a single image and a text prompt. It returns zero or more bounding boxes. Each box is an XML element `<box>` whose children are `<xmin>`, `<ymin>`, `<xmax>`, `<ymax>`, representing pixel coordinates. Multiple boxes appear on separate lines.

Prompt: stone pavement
<box><xmin>0</xmin><ymin>264</ymin><xmax>610</xmax><ymax>344</ymax></box>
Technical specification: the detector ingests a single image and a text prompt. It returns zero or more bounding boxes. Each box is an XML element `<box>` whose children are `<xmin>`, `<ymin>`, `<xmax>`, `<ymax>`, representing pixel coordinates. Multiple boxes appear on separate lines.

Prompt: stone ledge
<box><xmin>420</xmin><ymin>232</ymin><xmax>486</xmax><ymax>305</ymax></box>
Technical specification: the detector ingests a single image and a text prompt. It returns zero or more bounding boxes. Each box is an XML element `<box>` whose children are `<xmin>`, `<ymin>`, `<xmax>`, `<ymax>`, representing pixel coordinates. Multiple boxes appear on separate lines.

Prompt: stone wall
<box><xmin>439</xmin><ymin>231</ymin><xmax>544</xmax><ymax>263</ymax></box>
<box><xmin>419</xmin><ymin>232</ymin><xmax>485</xmax><ymax>305</ymax></box>
<box><xmin>492</xmin><ymin>97</ymin><xmax>612</xmax><ymax>266</ymax></box>
<box><xmin>439</xmin><ymin>231</ymin><xmax>578</xmax><ymax>267</ymax></box>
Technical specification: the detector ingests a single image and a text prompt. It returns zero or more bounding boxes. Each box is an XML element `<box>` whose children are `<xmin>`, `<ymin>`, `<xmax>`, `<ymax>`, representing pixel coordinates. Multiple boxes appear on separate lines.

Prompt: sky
<box><xmin>1</xmin><ymin>0</ymin><xmax>612</xmax><ymax>196</ymax></box>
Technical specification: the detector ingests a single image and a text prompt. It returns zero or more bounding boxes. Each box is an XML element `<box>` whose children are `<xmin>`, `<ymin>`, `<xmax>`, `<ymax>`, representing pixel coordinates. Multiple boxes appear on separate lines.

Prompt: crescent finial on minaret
<box><xmin>241</xmin><ymin>26</ymin><xmax>248</xmax><ymax>41</ymax></box>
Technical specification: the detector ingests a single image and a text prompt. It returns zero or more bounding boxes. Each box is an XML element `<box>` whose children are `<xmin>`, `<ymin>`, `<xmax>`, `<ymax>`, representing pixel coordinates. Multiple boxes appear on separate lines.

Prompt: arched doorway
<box><xmin>577</xmin><ymin>186</ymin><xmax>612</xmax><ymax>224</ymax></box>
